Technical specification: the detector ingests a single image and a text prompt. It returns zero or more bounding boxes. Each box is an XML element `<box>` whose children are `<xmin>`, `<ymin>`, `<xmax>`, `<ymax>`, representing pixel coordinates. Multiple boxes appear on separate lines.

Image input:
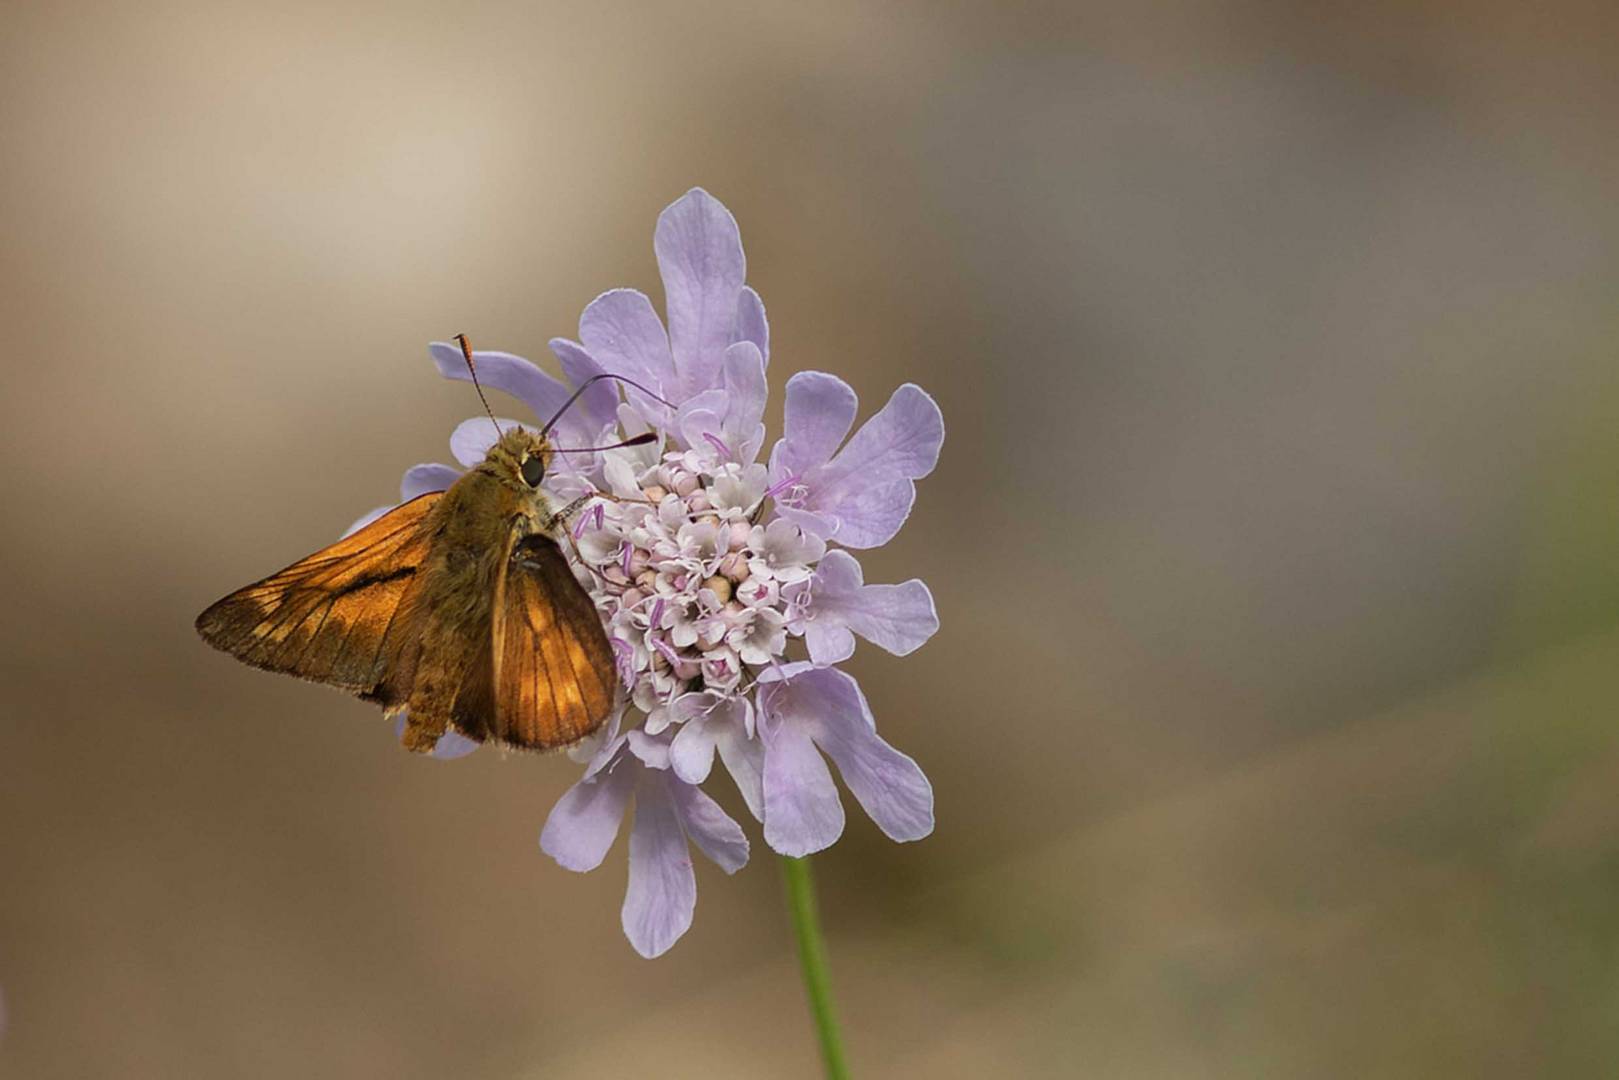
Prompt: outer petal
<box><xmin>449</xmin><ymin>416</ymin><xmax>522</xmax><ymax>468</ymax></box>
<box><xmin>821</xmin><ymin>384</ymin><xmax>943</xmax><ymax>485</ymax></box>
<box><xmin>811</xmin><ymin>549</ymin><xmax>939</xmax><ymax>657</ymax></box>
<box><xmin>391</xmin><ymin>715</ymin><xmax>481</xmax><ymax>761</ymax></box>
<box><xmin>400</xmin><ymin>463</ymin><xmax>460</xmax><ymax>500</ymax></box>
<box><xmin>804</xmin><ymin>619</ymin><xmax>857</xmax><ymax>667</ymax></box>
<box><xmin>761</xmin><ymin>667</ymin><xmax>934</xmax><ymax>851</ymax></box>
<box><xmin>760</xmin><ymin>704</ymin><xmax>845</xmax><ymax>856</ymax></box>
<box><xmin>669</xmin><ymin>698</ymin><xmax>763</xmax><ymax>821</ymax></box>
<box><xmin>733</xmin><ymin>285</ymin><xmax>769</xmax><ymax>368</ymax></box>
<box><xmin>342</xmin><ymin>505</ymin><xmax>392</xmax><ymax>538</ymax></box>
<box><xmin>669</xmin><ymin>715</ymin><xmax>720</xmax><ymax>784</ymax></box>
<box><xmin>540</xmin><ymin>762</ymin><xmax>636</xmax><ymax>872</ymax></box>
<box><xmin>806</xmin><ymin>479</ymin><xmax>915</xmax><ymax>549</ymax></box>
<box><xmin>579</xmin><ymin>288</ymin><xmax>675</xmax><ymax>389</ymax></box>
<box><xmin>668</xmin><ymin>776</ymin><xmax>749</xmax><ymax>874</ymax></box>
<box><xmin>841</xmin><ymin>580</ymin><xmax>937</xmax><ymax>655</ymax></box>
<box><xmin>714</xmin><ymin>721</ymin><xmax>765</xmax><ymax>822</ymax></box>
<box><xmin>722</xmin><ymin>341</ymin><xmax>768</xmax><ymax>462</ymax></box>
<box><xmin>801</xmin><ymin>669</ymin><xmax>934</xmax><ymax>843</ymax></box>
<box><xmin>655</xmin><ymin>188</ymin><xmax>745</xmax><ymax>397</ymax></box>
<box><xmin>675</xmin><ymin>388</ymin><xmax>729</xmax><ymax>456</ymax></box>
<box><xmin>774</xmin><ymin>371</ymin><xmax>858</xmax><ymax>477</ymax></box>
<box><xmin>429</xmin><ymin>341</ymin><xmax>573</xmax><ymax>423</ymax></box>
<box><xmin>548</xmin><ymin>338</ymin><xmax>622</xmax><ymax>430</ymax></box>
<box><xmin>791</xmin><ymin>383</ymin><xmax>944</xmax><ymax>548</ymax></box>
<box><xmin>622</xmin><ymin>774</ymin><xmax>696</xmax><ymax>958</ymax></box>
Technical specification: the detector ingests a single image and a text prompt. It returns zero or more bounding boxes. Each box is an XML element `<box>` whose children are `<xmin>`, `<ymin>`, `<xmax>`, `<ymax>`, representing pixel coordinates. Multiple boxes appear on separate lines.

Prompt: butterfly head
<box><xmin>484</xmin><ymin>426</ymin><xmax>553</xmax><ymax>491</ymax></box>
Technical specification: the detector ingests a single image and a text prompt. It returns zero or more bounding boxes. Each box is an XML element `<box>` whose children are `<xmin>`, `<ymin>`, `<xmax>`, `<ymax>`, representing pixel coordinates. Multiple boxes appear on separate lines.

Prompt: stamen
<box><xmin>764</xmin><ymin>472</ymin><xmax>798</xmax><ymax>500</ymax></box>
<box><xmin>703</xmin><ymin>432</ymin><xmax>732</xmax><ymax>459</ymax></box>
<box><xmin>609</xmin><ymin>637</ymin><xmax>636</xmax><ymax>686</ymax></box>
<box><xmin>620</xmin><ymin>542</ymin><xmax>634</xmax><ymax>576</ymax></box>
<box><xmin>649</xmin><ymin>597</ymin><xmax>666</xmax><ymax>629</ymax></box>
<box><xmin>652</xmin><ymin>638</ymin><xmax>685</xmax><ymax>669</ymax></box>
<box><xmin>572</xmin><ymin>508</ymin><xmax>592</xmax><ymax>538</ymax></box>
<box><xmin>592</xmin><ymin>504</ymin><xmax>605</xmax><ymax>531</ymax></box>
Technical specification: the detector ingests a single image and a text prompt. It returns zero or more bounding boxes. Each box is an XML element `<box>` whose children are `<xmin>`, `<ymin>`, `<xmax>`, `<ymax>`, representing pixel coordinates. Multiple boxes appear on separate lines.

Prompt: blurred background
<box><xmin>3</xmin><ymin>2</ymin><xmax>1618</xmax><ymax>1076</ymax></box>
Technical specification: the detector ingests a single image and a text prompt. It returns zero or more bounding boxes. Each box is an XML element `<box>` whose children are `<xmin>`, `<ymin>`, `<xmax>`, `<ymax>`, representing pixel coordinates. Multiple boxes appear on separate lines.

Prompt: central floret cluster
<box><xmin>575</xmin><ymin>455</ymin><xmax>817</xmax><ymax>726</ymax></box>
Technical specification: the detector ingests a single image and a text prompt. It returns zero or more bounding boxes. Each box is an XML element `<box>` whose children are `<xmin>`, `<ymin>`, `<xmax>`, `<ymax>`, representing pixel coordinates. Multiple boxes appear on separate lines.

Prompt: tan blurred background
<box><xmin>3</xmin><ymin>2</ymin><xmax>1619</xmax><ymax>1076</ymax></box>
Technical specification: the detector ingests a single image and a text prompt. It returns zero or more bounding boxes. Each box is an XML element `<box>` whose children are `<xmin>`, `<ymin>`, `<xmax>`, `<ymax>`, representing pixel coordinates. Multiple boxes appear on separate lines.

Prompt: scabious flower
<box><xmin>372</xmin><ymin>189</ymin><xmax>942</xmax><ymax>956</ymax></box>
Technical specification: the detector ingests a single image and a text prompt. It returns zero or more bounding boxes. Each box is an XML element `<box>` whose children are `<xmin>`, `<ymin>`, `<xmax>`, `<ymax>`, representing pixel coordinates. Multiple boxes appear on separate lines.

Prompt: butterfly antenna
<box><xmin>455</xmin><ymin>333</ymin><xmax>503</xmax><ymax>438</ymax></box>
<box><xmin>540</xmin><ymin>373</ymin><xmax>678</xmax><ymax>437</ymax></box>
<box><xmin>552</xmin><ymin>432</ymin><xmax>659</xmax><ymax>454</ymax></box>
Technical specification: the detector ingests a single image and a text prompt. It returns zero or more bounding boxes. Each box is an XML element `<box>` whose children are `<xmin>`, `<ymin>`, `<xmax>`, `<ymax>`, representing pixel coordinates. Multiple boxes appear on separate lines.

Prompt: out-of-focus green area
<box><xmin>2</xmin><ymin>3</ymin><xmax>1617</xmax><ymax>1077</ymax></box>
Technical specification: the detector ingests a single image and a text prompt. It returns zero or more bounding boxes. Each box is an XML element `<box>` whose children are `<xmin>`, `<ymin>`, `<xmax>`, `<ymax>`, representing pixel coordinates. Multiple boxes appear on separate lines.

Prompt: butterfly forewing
<box><xmin>490</xmin><ymin>533</ymin><xmax>616</xmax><ymax>750</ymax></box>
<box><xmin>194</xmin><ymin>493</ymin><xmax>442</xmax><ymax>702</ymax></box>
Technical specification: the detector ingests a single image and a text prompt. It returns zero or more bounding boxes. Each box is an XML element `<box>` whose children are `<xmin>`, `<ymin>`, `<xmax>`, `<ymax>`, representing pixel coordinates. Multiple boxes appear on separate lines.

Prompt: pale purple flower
<box><xmin>363</xmin><ymin>189</ymin><xmax>942</xmax><ymax>956</ymax></box>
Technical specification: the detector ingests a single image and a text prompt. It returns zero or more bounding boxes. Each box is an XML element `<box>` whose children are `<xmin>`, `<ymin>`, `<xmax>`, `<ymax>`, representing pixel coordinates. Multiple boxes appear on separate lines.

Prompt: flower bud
<box><xmin>701</xmin><ymin>575</ymin><xmax>733</xmax><ymax>604</ymax></box>
<box><xmin>642</xmin><ymin>484</ymin><xmax>668</xmax><ymax>502</ymax></box>
<box><xmin>673</xmin><ymin>471</ymin><xmax>699</xmax><ymax>497</ymax></box>
<box><xmin>718</xmin><ymin>551</ymin><xmax>749</xmax><ymax>582</ymax></box>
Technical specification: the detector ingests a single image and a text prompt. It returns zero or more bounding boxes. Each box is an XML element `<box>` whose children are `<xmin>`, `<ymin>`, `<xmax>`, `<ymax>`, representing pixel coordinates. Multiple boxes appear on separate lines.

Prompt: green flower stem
<box><xmin>780</xmin><ymin>854</ymin><xmax>851</xmax><ymax>1079</ymax></box>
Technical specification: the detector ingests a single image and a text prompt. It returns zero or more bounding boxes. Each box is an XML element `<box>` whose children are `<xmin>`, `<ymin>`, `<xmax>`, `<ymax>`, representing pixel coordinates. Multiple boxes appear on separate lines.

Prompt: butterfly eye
<box><xmin>520</xmin><ymin>455</ymin><xmax>546</xmax><ymax>487</ymax></box>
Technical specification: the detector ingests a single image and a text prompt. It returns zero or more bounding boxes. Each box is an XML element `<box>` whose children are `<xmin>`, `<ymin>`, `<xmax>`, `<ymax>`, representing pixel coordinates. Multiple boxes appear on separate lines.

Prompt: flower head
<box><xmin>371</xmin><ymin>189</ymin><xmax>942</xmax><ymax>956</ymax></box>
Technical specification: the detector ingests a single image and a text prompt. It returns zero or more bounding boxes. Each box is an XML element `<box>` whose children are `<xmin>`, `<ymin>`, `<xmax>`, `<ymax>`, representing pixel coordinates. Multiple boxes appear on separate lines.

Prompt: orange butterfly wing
<box><xmin>194</xmin><ymin>493</ymin><xmax>442</xmax><ymax>705</ymax></box>
<box><xmin>486</xmin><ymin>533</ymin><xmax>617</xmax><ymax>750</ymax></box>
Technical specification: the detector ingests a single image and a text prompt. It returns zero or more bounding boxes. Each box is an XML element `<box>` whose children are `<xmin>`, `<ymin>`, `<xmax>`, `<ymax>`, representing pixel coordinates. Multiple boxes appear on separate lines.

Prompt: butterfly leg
<box><xmin>544</xmin><ymin>495</ymin><xmax>595</xmax><ymax>532</ymax></box>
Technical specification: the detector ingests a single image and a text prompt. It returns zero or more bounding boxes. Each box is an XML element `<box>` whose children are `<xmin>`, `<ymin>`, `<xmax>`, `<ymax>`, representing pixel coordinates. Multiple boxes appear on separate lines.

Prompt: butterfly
<box><xmin>195</xmin><ymin>335</ymin><xmax>660</xmax><ymax>753</ymax></box>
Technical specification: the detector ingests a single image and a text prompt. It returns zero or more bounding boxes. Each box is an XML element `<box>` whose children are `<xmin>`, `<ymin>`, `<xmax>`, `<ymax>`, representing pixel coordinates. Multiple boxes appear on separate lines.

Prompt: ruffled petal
<box><xmin>448</xmin><ymin>416</ymin><xmax>523</xmax><ymax>468</ymax></box>
<box><xmin>655</xmin><ymin>188</ymin><xmax>745</xmax><ymax>398</ymax></box>
<box><xmin>668</xmin><ymin>777</ymin><xmax>749</xmax><ymax>873</ymax></box>
<box><xmin>759</xmin><ymin>700</ymin><xmax>845</xmax><ymax>856</ymax></box>
<box><xmin>400</xmin><ymin>463</ymin><xmax>460</xmax><ymax>500</ymax></box>
<box><xmin>539</xmin><ymin>761</ymin><xmax>635</xmax><ymax>872</ymax></box>
<box><xmin>733</xmin><ymin>285</ymin><xmax>769</xmax><ymax>368</ymax></box>
<box><xmin>621</xmin><ymin>773</ymin><xmax>696</xmax><ymax>958</ymax></box>
<box><xmin>774</xmin><ymin>371</ymin><xmax>858</xmax><ymax>478</ymax></box>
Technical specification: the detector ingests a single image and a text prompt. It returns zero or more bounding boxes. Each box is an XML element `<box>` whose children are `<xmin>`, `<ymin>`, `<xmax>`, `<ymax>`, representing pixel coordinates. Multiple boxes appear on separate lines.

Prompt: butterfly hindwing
<box><xmin>488</xmin><ymin>531</ymin><xmax>617</xmax><ymax>750</ymax></box>
<box><xmin>194</xmin><ymin>493</ymin><xmax>442</xmax><ymax>702</ymax></box>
